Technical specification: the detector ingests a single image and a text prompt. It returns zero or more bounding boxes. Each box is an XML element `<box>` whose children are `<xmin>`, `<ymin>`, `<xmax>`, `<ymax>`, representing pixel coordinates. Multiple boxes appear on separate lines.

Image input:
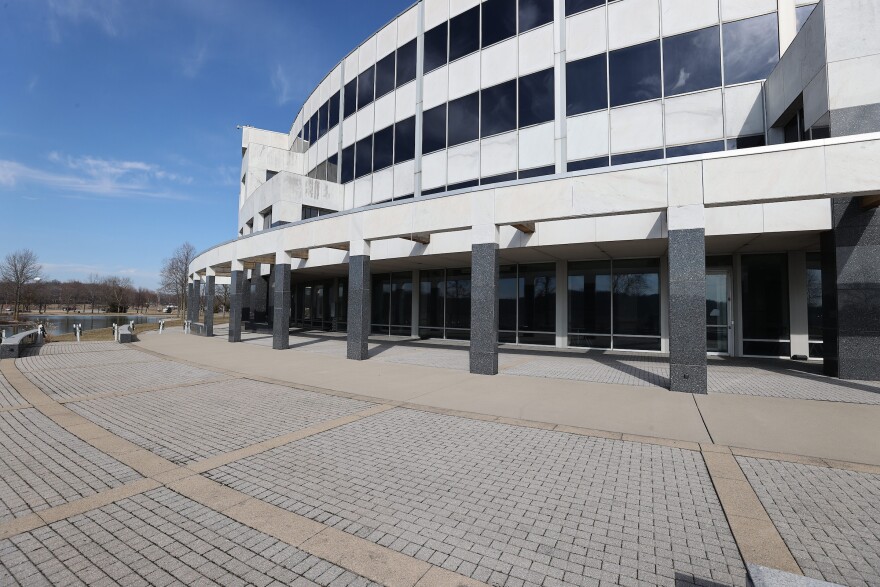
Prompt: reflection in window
<box><xmin>448</xmin><ymin>92</ymin><xmax>480</xmax><ymax>146</ymax></box>
<box><xmin>355</xmin><ymin>135</ymin><xmax>373</xmax><ymax>179</ymax></box>
<box><xmin>328</xmin><ymin>92</ymin><xmax>340</xmax><ymax>129</ymax></box>
<box><xmin>327</xmin><ymin>152</ymin><xmax>338</xmax><ymax>183</ymax></box>
<box><xmin>422</xmin><ymin>104</ymin><xmax>447</xmax><ymax>154</ymax></box>
<box><xmin>611</xmin><ymin>149</ymin><xmax>663</xmax><ymax>166</ymax></box>
<box><xmin>450</xmin><ymin>5</ymin><xmax>480</xmax><ymax>62</ymax></box>
<box><xmin>796</xmin><ymin>3</ymin><xmax>817</xmax><ymax>32</ymax></box>
<box><xmin>372</xmin><ymin>273</ymin><xmax>412</xmax><ymax>336</ymax></box>
<box><xmin>567</xmin><ymin>54</ymin><xmax>607</xmax><ymax>115</ymax></box>
<box><xmin>806</xmin><ymin>252</ymin><xmax>823</xmax><ymax>357</ymax></box>
<box><xmin>424</xmin><ymin>23</ymin><xmax>448</xmax><ymax>73</ymax></box>
<box><xmin>612</xmin><ymin>259</ymin><xmax>661</xmax><ymax>350</ymax></box>
<box><xmin>568</xmin><ymin>260</ymin><xmax>612</xmax><ymax>348</ymax></box>
<box><xmin>318</xmin><ymin>102</ymin><xmax>328</xmax><ymax>139</ymax></box>
<box><xmin>519</xmin><ymin>68</ymin><xmax>555</xmax><ymax>127</ymax></box>
<box><xmin>520</xmin><ymin>0</ymin><xmax>554</xmax><ymax>33</ymax></box>
<box><xmin>396</xmin><ymin>39</ymin><xmax>418</xmax><ymax>86</ymax></box>
<box><xmin>723</xmin><ymin>13</ymin><xmax>779</xmax><ymax>85</ymax></box>
<box><xmin>344</xmin><ymin>79</ymin><xmax>357</xmax><ymax>119</ymax></box>
<box><xmin>481</xmin><ymin>79</ymin><xmax>517</xmax><ymax>137</ymax></box>
<box><xmin>375</xmin><ymin>53</ymin><xmax>396</xmax><ymax>99</ymax></box>
<box><xmin>727</xmin><ymin>134</ymin><xmax>765</xmax><ymax>150</ymax></box>
<box><xmin>373</xmin><ymin>125</ymin><xmax>394</xmax><ymax>171</ymax></box>
<box><xmin>609</xmin><ymin>40</ymin><xmax>661</xmax><ymax>107</ymax></box>
<box><xmin>482</xmin><ymin>0</ymin><xmax>516</xmax><ymax>48</ymax></box>
<box><xmin>341</xmin><ymin>144</ymin><xmax>355</xmax><ymax>184</ymax></box>
<box><xmin>445</xmin><ymin>268</ymin><xmax>471</xmax><ymax>335</ymax></box>
<box><xmin>741</xmin><ymin>253</ymin><xmax>790</xmax><ymax>356</ymax></box>
<box><xmin>565</xmin><ymin>0</ymin><xmax>604</xmax><ymax>17</ymax></box>
<box><xmin>666</xmin><ymin>141</ymin><xmax>725</xmax><ymax>158</ymax></box>
<box><xmin>663</xmin><ymin>26</ymin><xmax>721</xmax><ymax>96</ymax></box>
<box><xmin>309</xmin><ymin>112</ymin><xmax>319</xmax><ymax>143</ymax></box>
<box><xmin>357</xmin><ymin>66</ymin><xmax>375</xmax><ymax>110</ymax></box>
<box><xmin>394</xmin><ymin>116</ymin><xmax>416</xmax><ymax>163</ymax></box>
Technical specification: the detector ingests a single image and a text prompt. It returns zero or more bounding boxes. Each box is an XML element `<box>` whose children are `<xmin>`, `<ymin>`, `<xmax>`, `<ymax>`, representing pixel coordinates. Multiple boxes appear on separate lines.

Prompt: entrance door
<box><xmin>706</xmin><ymin>270</ymin><xmax>733</xmax><ymax>354</ymax></box>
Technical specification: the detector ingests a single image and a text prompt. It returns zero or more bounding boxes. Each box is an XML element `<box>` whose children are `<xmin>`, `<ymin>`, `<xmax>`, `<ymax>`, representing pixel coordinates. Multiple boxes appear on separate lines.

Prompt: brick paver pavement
<box><xmin>208</xmin><ymin>408</ymin><xmax>747</xmax><ymax>587</ymax></box>
<box><xmin>20</xmin><ymin>342</ymin><xmax>130</xmax><ymax>357</ymax></box>
<box><xmin>68</xmin><ymin>379</ymin><xmax>374</xmax><ymax>464</ymax></box>
<box><xmin>0</xmin><ymin>409</ymin><xmax>141</xmax><ymax>523</ymax></box>
<box><xmin>738</xmin><ymin>457</ymin><xmax>880</xmax><ymax>586</ymax></box>
<box><xmin>0</xmin><ymin>488</ymin><xmax>382</xmax><ymax>587</ymax></box>
<box><xmin>15</xmin><ymin>348</ymin><xmax>161</xmax><ymax>373</ymax></box>
<box><xmin>0</xmin><ymin>372</ymin><xmax>27</xmax><ymax>409</ymax></box>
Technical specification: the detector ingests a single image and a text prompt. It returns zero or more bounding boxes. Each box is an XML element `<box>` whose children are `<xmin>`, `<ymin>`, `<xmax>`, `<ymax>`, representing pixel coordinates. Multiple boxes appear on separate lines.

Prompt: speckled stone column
<box><xmin>667</xmin><ymin>228</ymin><xmax>707</xmax><ymax>393</ymax></box>
<box><xmin>203</xmin><ymin>275</ymin><xmax>215</xmax><ymax>337</ymax></box>
<box><xmin>470</xmin><ymin>243</ymin><xmax>499</xmax><ymax>375</ymax></box>
<box><xmin>228</xmin><ymin>270</ymin><xmax>244</xmax><ymax>343</ymax></box>
<box><xmin>186</xmin><ymin>283</ymin><xmax>194</xmax><ymax>324</ymax></box>
<box><xmin>346</xmin><ymin>255</ymin><xmax>371</xmax><ymax>360</ymax></box>
<box><xmin>273</xmin><ymin>264</ymin><xmax>291</xmax><ymax>350</ymax></box>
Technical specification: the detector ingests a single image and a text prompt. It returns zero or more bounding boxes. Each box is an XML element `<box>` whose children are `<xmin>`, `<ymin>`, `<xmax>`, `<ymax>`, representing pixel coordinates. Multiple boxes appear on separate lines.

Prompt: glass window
<box><xmin>566</xmin><ymin>54</ymin><xmax>607</xmax><ymax>115</ymax></box>
<box><xmin>613</xmin><ymin>259</ymin><xmax>660</xmax><ymax>344</ymax></box>
<box><xmin>341</xmin><ymin>144</ymin><xmax>355</xmax><ymax>184</ymax></box>
<box><xmin>445</xmin><ymin>268</ymin><xmax>471</xmax><ymax>332</ymax></box>
<box><xmin>447</xmin><ymin>179</ymin><xmax>479</xmax><ymax>191</ymax></box>
<box><xmin>611</xmin><ymin>149</ymin><xmax>663</xmax><ymax>165</ymax></box>
<box><xmin>519</xmin><ymin>67</ymin><xmax>555</xmax><ymax>127</ymax></box>
<box><xmin>327</xmin><ymin>152</ymin><xmax>339</xmax><ymax>183</ymax></box>
<box><xmin>499</xmin><ymin>265</ymin><xmax>518</xmax><ymax>335</ymax></box>
<box><xmin>519</xmin><ymin>263</ymin><xmax>556</xmax><ymax>335</ymax></box>
<box><xmin>419</xmin><ymin>269</ymin><xmax>445</xmax><ymax>338</ymax></box>
<box><xmin>390</xmin><ymin>273</ymin><xmax>413</xmax><ymax>334</ymax></box>
<box><xmin>315</xmin><ymin>161</ymin><xmax>327</xmax><ymax>182</ymax></box>
<box><xmin>373</xmin><ymin>125</ymin><xmax>394</xmax><ymax>171</ymax></box>
<box><xmin>568</xmin><ymin>156</ymin><xmax>608</xmax><ymax>172</ymax></box>
<box><xmin>424</xmin><ymin>22</ymin><xmax>448</xmax><ymax>73</ymax></box>
<box><xmin>371</xmin><ymin>275</ymin><xmax>391</xmax><ymax>334</ymax></box>
<box><xmin>723</xmin><ymin>13</ymin><xmax>779</xmax><ymax>85</ymax></box>
<box><xmin>309</xmin><ymin>111</ymin><xmax>319</xmax><ymax>143</ymax></box>
<box><xmin>318</xmin><ymin>102</ymin><xmax>328</xmax><ymax>139</ymax></box>
<box><xmin>328</xmin><ymin>91</ymin><xmax>340</xmax><ymax>129</ymax></box>
<box><xmin>565</xmin><ymin>0</ymin><xmax>604</xmax><ymax>17</ymax></box>
<box><xmin>481</xmin><ymin>79</ymin><xmax>517</xmax><ymax>137</ymax></box>
<box><xmin>741</xmin><ymin>253</ymin><xmax>789</xmax><ymax>344</ymax></box>
<box><xmin>663</xmin><ymin>26</ymin><xmax>721</xmax><ymax>96</ymax></box>
<box><xmin>302</xmin><ymin>119</ymin><xmax>311</xmax><ymax>144</ymax></box>
<box><xmin>450</xmin><ymin>5</ymin><xmax>480</xmax><ymax>61</ymax></box>
<box><xmin>519</xmin><ymin>165</ymin><xmax>555</xmax><ymax>179</ymax></box>
<box><xmin>355</xmin><ymin>135</ymin><xmax>373</xmax><ymax>179</ymax></box>
<box><xmin>396</xmin><ymin>39</ymin><xmax>418</xmax><ymax>86</ymax></box>
<box><xmin>394</xmin><ymin>116</ymin><xmax>416</xmax><ymax>163</ymax></box>
<box><xmin>666</xmin><ymin>140</ymin><xmax>725</xmax><ymax>158</ymax></box>
<box><xmin>481</xmin><ymin>171</ymin><xmax>518</xmax><ymax>185</ymax></box>
<box><xmin>343</xmin><ymin>79</ymin><xmax>357</xmax><ymax>119</ymax></box>
<box><xmin>796</xmin><ymin>3</ymin><xmax>817</xmax><ymax>32</ymax></box>
<box><xmin>357</xmin><ymin>66</ymin><xmax>375</xmax><ymax>110</ymax></box>
<box><xmin>375</xmin><ymin>53</ymin><xmax>396</xmax><ymax>99</ymax></box>
<box><xmin>520</xmin><ymin>0</ymin><xmax>554</xmax><ymax>33</ymax></box>
<box><xmin>727</xmin><ymin>134</ymin><xmax>765</xmax><ymax>150</ymax></box>
<box><xmin>806</xmin><ymin>252</ymin><xmax>823</xmax><ymax>357</ymax></box>
<box><xmin>568</xmin><ymin>260</ymin><xmax>611</xmax><ymax>348</ymax></box>
<box><xmin>448</xmin><ymin>92</ymin><xmax>480</xmax><ymax>146</ymax></box>
<box><xmin>609</xmin><ymin>40</ymin><xmax>661</xmax><ymax>107</ymax></box>
<box><xmin>422</xmin><ymin>104</ymin><xmax>447</xmax><ymax>154</ymax></box>
<box><xmin>482</xmin><ymin>0</ymin><xmax>516</xmax><ymax>48</ymax></box>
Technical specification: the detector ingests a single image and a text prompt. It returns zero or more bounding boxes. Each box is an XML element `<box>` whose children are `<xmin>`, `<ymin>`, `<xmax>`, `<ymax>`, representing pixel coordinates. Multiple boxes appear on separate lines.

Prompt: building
<box><xmin>188</xmin><ymin>0</ymin><xmax>880</xmax><ymax>393</ymax></box>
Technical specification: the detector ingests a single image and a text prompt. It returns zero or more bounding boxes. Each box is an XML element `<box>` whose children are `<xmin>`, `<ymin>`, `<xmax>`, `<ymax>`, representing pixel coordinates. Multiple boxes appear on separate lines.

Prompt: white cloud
<box><xmin>271</xmin><ymin>63</ymin><xmax>295</xmax><ymax>105</ymax></box>
<box><xmin>47</xmin><ymin>0</ymin><xmax>123</xmax><ymax>42</ymax></box>
<box><xmin>181</xmin><ymin>42</ymin><xmax>209</xmax><ymax>78</ymax></box>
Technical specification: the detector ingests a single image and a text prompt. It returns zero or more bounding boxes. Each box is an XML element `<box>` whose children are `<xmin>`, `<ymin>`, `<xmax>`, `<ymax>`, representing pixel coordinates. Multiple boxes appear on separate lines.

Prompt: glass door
<box><xmin>706</xmin><ymin>270</ymin><xmax>732</xmax><ymax>354</ymax></box>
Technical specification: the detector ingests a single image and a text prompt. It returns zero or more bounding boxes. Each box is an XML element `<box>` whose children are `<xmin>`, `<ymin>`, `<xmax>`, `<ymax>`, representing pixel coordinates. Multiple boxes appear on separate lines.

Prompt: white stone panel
<box><xmin>661</xmin><ymin>0</ymin><xmax>719</xmax><ymax>36</ymax></box>
<box><xmin>425</xmin><ymin>0</ymin><xmax>449</xmax><ymax>30</ymax></box>
<box><xmin>395</xmin><ymin>82</ymin><xmax>417</xmax><ymax>121</ymax></box>
<box><xmin>518</xmin><ymin>25</ymin><xmax>555</xmax><ymax>76</ymax></box>
<box><xmin>398</xmin><ymin>6</ymin><xmax>420</xmax><ymax>45</ymax></box>
<box><xmin>763</xmin><ymin>199</ymin><xmax>831</xmax><ymax>233</ymax></box>
<box><xmin>422</xmin><ymin>150</ymin><xmax>448</xmax><ymax>189</ymax></box>
<box><xmin>372</xmin><ymin>167</ymin><xmax>395</xmax><ymax>203</ymax></box>
<box><xmin>608</xmin><ymin>0</ymin><xmax>660</xmax><ymax>51</ymax></box>
<box><xmin>423</xmin><ymin>67</ymin><xmax>449</xmax><ymax>110</ymax></box>
<box><xmin>828</xmin><ymin>53</ymin><xmax>880</xmax><ymax>111</ymax></box>
<box><xmin>377</xmin><ymin>21</ymin><xmax>397</xmax><ymax>60</ymax></box>
<box><xmin>356</xmin><ymin>104</ymin><xmax>375</xmax><ymax>141</ymax></box>
<box><xmin>705</xmin><ymin>204</ymin><xmax>764</xmax><ymax>235</ymax></box>
<box><xmin>327</xmin><ymin>125</ymin><xmax>340</xmax><ymax>155</ymax></box>
<box><xmin>481</xmin><ymin>131</ymin><xmax>518</xmax><ymax>177</ymax></box>
<box><xmin>720</xmin><ymin>0</ymin><xmax>775</xmax><ymax>22</ymax></box>
<box><xmin>329</xmin><ymin>64</ymin><xmax>342</xmax><ymax>95</ymax></box>
<box><xmin>536</xmin><ymin>217</ymin><xmax>598</xmax><ymax>246</ymax></box>
<box><xmin>664</xmin><ymin>89</ymin><xmax>724</xmax><ymax>145</ymax></box>
<box><xmin>447</xmin><ymin>141</ymin><xmax>481</xmax><ymax>183</ymax></box>
<box><xmin>519</xmin><ymin>122</ymin><xmax>555</xmax><ymax>169</ymax></box>
<box><xmin>344</xmin><ymin>52</ymin><xmax>359</xmax><ymax>84</ymax></box>
<box><xmin>344</xmin><ymin>181</ymin><xmax>355</xmax><ymax>209</ymax></box>
<box><xmin>481</xmin><ymin>38</ymin><xmax>518</xmax><ymax>88</ymax></box>
<box><xmin>567</xmin><ymin>111</ymin><xmax>610</xmax><ymax>160</ymax></box>
<box><xmin>566</xmin><ymin>7</ymin><xmax>607</xmax><ymax>61</ymax></box>
<box><xmin>824</xmin><ymin>139</ymin><xmax>880</xmax><ymax>196</ymax></box>
<box><xmin>342</xmin><ymin>115</ymin><xmax>357</xmax><ymax>148</ymax></box>
<box><xmin>597</xmin><ymin>211</ymin><xmax>665</xmax><ymax>241</ymax></box>
<box><xmin>450</xmin><ymin>0</ymin><xmax>479</xmax><ymax>17</ymax></box>
<box><xmin>724</xmin><ymin>83</ymin><xmax>765</xmax><ymax>137</ymax></box>
<box><xmin>353</xmin><ymin>176</ymin><xmax>373</xmax><ymax>208</ymax></box>
<box><xmin>374</xmin><ymin>92</ymin><xmax>396</xmax><ymax>131</ymax></box>
<box><xmin>449</xmin><ymin>52</ymin><xmax>480</xmax><ymax>100</ymax></box>
<box><xmin>610</xmin><ymin>101</ymin><xmax>663</xmax><ymax>153</ymax></box>
<box><xmin>394</xmin><ymin>160</ymin><xmax>416</xmax><ymax>197</ymax></box>
<box><xmin>667</xmin><ymin>162</ymin><xmax>703</xmax><ymax>207</ymax></box>
<box><xmin>316</xmin><ymin>134</ymin><xmax>328</xmax><ymax>162</ymax></box>
<box><xmin>358</xmin><ymin>35</ymin><xmax>377</xmax><ymax>71</ymax></box>
<box><xmin>803</xmin><ymin>66</ymin><xmax>828</xmax><ymax>130</ymax></box>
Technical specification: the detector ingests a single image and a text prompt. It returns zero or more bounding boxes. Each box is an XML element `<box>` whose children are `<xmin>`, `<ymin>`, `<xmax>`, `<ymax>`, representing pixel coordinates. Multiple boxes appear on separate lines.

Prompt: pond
<box><xmin>20</xmin><ymin>314</ymin><xmax>167</xmax><ymax>335</ymax></box>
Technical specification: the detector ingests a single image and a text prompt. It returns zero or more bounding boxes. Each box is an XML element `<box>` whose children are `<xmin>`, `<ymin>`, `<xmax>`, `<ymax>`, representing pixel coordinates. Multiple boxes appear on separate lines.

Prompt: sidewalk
<box><xmin>136</xmin><ymin>331</ymin><xmax>880</xmax><ymax>467</ymax></box>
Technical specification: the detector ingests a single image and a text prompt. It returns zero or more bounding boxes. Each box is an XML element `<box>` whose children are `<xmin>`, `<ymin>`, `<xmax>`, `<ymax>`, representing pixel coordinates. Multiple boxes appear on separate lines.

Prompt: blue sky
<box><xmin>0</xmin><ymin>0</ymin><xmax>413</xmax><ymax>288</ymax></box>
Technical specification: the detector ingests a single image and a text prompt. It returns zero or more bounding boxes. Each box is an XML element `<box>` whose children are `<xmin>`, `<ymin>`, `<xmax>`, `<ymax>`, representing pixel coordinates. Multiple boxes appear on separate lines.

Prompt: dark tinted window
<box><xmin>448</xmin><ymin>92</ymin><xmax>480</xmax><ymax>146</ymax></box>
<box><xmin>357</xmin><ymin>66</ymin><xmax>375</xmax><ymax>110</ymax></box>
<box><xmin>609</xmin><ymin>40</ymin><xmax>661</xmax><ymax>107</ymax></box>
<box><xmin>612</xmin><ymin>259</ymin><xmax>660</xmax><ymax>338</ymax></box>
<box><xmin>519</xmin><ymin>165</ymin><xmax>555</xmax><ymax>179</ymax></box>
<box><xmin>666</xmin><ymin>140</ymin><xmax>725</xmax><ymax>158</ymax></box>
<box><xmin>343</xmin><ymin>79</ymin><xmax>357</xmax><ymax>118</ymax></box>
<box><xmin>519</xmin><ymin>68</ymin><xmax>555</xmax><ymax>127</ymax></box>
<box><xmin>610</xmin><ymin>149</ymin><xmax>663</xmax><ymax>165</ymax></box>
<box><xmin>727</xmin><ymin>134</ymin><xmax>765</xmax><ymax>150</ymax></box>
<box><xmin>482</xmin><ymin>0</ymin><xmax>516</xmax><ymax>47</ymax></box>
<box><xmin>450</xmin><ymin>6</ymin><xmax>480</xmax><ymax>61</ymax></box>
<box><xmin>318</xmin><ymin>102</ymin><xmax>328</xmax><ymax>138</ymax></box>
<box><xmin>663</xmin><ymin>26</ymin><xmax>721</xmax><ymax>96</ymax></box>
<box><xmin>741</xmin><ymin>253</ymin><xmax>789</xmax><ymax>341</ymax></box>
<box><xmin>309</xmin><ymin>111</ymin><xmax>319</xmax><ymax>142</ymax></box>
<box><xmin>341</xmin><ymin>144</ymin><xmax>355</xmax><ymax>183</ymax></box>
<box><xmin>565</xmin><ymin>0</ymin><xmax>603</xmax><ymax>17</ymax></box>
<box><xmin>372</xmin><ymin>125</ymin><xmax>394</xmax><ymax>171</ymax></box>
<box><xmin>481</xmin><ymin>171</ymin><xmax>518</xmax><ymax>185</ymax></box>
<box><xmin>328</xmin><ymin>92</ymin><xmax>340</xmax><ymax>128</ymax></box>
<box><xmin>327</xmin><ymin>152</ymin><xmax>339</xmax><ymax>183</ymax></box>
<box><xmin>723</xmin><ymin>13</ymin><xmax>779</xmax><ymax>85</ymax></box>
<box><xmin>375</xmin><ymin>53</ymin><xmax>396</xmax><ymax>99</ymax></box>
<box><xmin>520</xmin><ymin>0</ymin><xmax>553</xmax><ymax>33</ymax></box>
<box><xmin>481</xmin><ymin>79</ymin><xmax>517</xmax><ymax>137</ymax></box>
<box><xmin>796</xmin><ymin>4</ymin><xmax>816</xmax><ymax>32</ymax></box>
<box><xmin>396</xmin><ymin>39</ymin><xmax>418</xmax><ymax>86</ymax></box>
<box><xmin>568</xmin><ymin>156</ymin><xmax>608</xmax><ymax>171</ymax></box>
<box><xmin>566</xmin><ymin>54</ymin><xmax>607</xmax><ymax>115</ymax></box>
<box><xmin>422</xmin><ymin>104</ymin><xmax>447</xmax><ymax>154</ymax></box>
<box><xmin>394</xmin><ymin>116</ymin><xmax>416</xmax><ymax>163</ymax></box>
<box><xmin>355</xmin><ymin>135</ymin><xmax>373</xmax><ymax>179</ymax></box>
<box><xmin>424</xmin><ymin>23</ymin><xmax>448</xmax><ymax>73</ymax></box>
<box><xmin>303</xmin><ymin>120</ymin><xmax>311</xmax><ymax>144</ymax></box>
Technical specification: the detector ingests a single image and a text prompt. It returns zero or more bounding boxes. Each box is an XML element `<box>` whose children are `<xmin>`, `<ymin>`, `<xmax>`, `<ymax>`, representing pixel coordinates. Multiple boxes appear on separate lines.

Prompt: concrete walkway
<box><xmin>136</xmin><ymin>331</ymin><xmax>880</xmax><ymax>467</ymax></box>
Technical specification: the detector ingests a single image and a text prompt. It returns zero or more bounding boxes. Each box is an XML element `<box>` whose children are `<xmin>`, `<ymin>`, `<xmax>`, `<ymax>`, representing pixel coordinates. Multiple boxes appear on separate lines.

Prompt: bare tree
<box><xmin>103</xmin><ymin>277</ymin><xmax>135</xmax><ymax>313</ymax></box>
<box><xmin>159</xmin><ymin>242</ymin><xmax>196</xmax><ymax>318</ymax></box>
<box><xmin>0</xmin><ymin>249</ymin><xmax>42</xmax><ymax>321</ymax></box>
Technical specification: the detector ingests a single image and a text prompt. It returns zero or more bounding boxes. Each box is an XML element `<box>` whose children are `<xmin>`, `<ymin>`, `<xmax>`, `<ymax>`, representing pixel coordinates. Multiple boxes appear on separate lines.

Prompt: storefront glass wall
<box><xmin>741</xmin><ymin>253</ymin><xmax>790</xmax><ymax>356</ymax></box>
